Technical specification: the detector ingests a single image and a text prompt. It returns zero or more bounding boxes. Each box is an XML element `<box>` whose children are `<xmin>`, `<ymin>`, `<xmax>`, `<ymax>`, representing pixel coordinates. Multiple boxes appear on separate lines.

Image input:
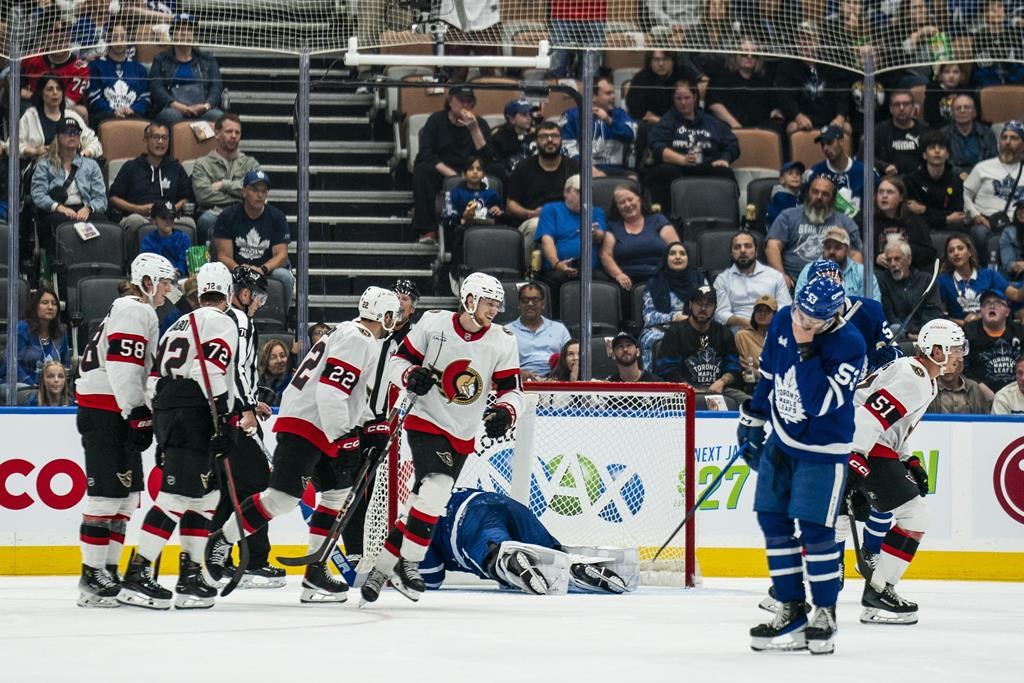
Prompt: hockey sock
<box><xmin>863</xmin><ymin>510</ymin><xmax>893</xmax><ymax>555</ymax></box>
<box><xmin>757</xmin><ymin>512</ymin><xmax>805</xmax><ymax>603</ymax></box>
<box><xmin>223</xmin><ymin>494</ymin><xmax>273</xmax><ymax>544</ymax></box>
<box><xmin>139</xmin><ymin>507</ymin><xmax>179</xmax><ymax>563</ymax></box>
<box><xmin>376</xmin><ymin>525</ymin><xmax>404</xmax><ymax>572</ymax></box>
<box><xmin>874</xmin><ymin>525</ymin><xmax>924</xmax><ymax>589</ymax></box>
<box><xmin>398</xmin><ymin>507</ymin><xmax>439</xmax><ymax>563</ymax></box>
<box><xmin>307</xmin><ymin>505</ymin><xmax>339</xmax><ymax>554</ymax></box>
<box><xmin>801</xmin><ymin>522</ymin><xmax>840</xmax><ymax>607</ymax></box>
<box><xmin>80</xmin><ymin>516</ymin><xmax>112</xmax><ymax>570</ymax></box>
<box><xmin>104</xmin><ymin>514</ymin><xmax>130</xmax><ymax>569</ymax></box>
<box><xmin>180</xmin><ymin>511</ymin><xmax>210</xmax><ymax>560</ymax></box>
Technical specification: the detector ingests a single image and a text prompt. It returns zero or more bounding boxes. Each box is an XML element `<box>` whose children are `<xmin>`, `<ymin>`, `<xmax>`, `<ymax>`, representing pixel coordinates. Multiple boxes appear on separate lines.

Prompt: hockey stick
<box><xmin>846</xmin><ymin>495</ymin><xmax>874</xmax><ymax>583</ymax></box>
<box><xmin>892</xmin><ymin>258</ymin><xmax>941</xmax><ymax>343</ymax></box>
<box><xmin>299</xmin><ymin>501</ymin><xmax>357</xmax><ymax>583</ymax></box>
<box><xmin>650</xmin><ymin>443</ymin><xmax>749</xmax><ymax>564</ymax></box>
<box><xmin>186</xmin><ymin>311</ymin><xmax>250</xmax><ymax>598</ymax></box>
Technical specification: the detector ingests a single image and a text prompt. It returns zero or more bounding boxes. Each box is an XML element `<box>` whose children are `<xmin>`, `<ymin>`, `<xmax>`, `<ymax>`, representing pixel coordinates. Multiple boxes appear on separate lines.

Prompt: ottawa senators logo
<box><xmin>440</xmin><ymin>359</ymin><xmax>484</xmax><ymax>405</ymax></box>
<box><xmin>116</xmin><ymin>471</ymin><xmax>132</xmax><ymax>488</ymax></box>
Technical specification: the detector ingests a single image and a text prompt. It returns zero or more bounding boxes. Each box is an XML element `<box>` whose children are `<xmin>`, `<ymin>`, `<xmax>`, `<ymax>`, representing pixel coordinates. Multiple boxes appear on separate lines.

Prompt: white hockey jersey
<box><xmin>851</xmin><ymin>356</ymin><xmax>937</xmax><ymax>461</ymax></box>
<box><xmin>151</xmin><ymin>306</ymin><xmax>240</xmax><ymax>404</ymax></box>
<box><xmin>273</xmin><ymin>320</ymin><xmax>380</xmax><ymax>455</ymax></box>
<box><xmin>226</xmin><ymin>306</ymin><xmax>259</xmax><ymax>410</ymax></box>
<box><xmin>389</xmin><ymin>310</ymin><xmax>524</xmax><ymax>454</ymax></box>
<box><xmin>75</xmin><ymin>296</ymin><xmax>160</xmax><ymax>417</ymax></box>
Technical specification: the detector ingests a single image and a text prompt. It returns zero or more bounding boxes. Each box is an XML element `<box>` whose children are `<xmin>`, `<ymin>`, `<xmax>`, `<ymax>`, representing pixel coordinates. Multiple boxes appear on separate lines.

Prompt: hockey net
<box><xmin>361</xmin><ymin>381</ymin><xmax>698</xmax><ymax>588</ymax></box>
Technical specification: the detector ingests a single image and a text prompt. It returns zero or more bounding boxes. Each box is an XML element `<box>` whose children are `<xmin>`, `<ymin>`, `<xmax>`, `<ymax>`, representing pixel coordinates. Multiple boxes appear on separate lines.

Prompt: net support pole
<box><xmin>5</xmin><ymin>12</ymin><xmax>21</xmax><ymax>406</ymax></box>
<box><xmin>509</xmin><ymin>392</ymin><xmax>540</xmax><ymax>505</ymax></box>
<box><xmin>296</xmin><ymin>47</ymin><xmax>311</xmax><ymax>356</ymax></box>
<box><xmin>578</xmin><ymin>51</ymin><xmax>596</xmax><ymax>381</ymax></box>
<box><xmin>861</xmin><ymin>52</ymin><xmax>876</xmax><ymax>300</ymax></box>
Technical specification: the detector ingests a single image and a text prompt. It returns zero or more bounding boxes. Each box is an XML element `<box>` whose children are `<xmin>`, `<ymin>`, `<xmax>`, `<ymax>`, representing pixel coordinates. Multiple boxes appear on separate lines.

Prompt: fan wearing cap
<box><xmin>807</xmin><ymin>124</ymin><xmax>879</xmax><ymax>219</ymax></box>
<box><xmin>212</xmin><ymin>169</ymin><xmax>293</xmax><ymax>311</ymax></box>
<box><xmin>963</xmin><ymin>288</ymin><xmax>1024</xmax><ymax>400</ymax></box>
<box><xmin>412</xmin><ymin>85</ymin><xmax>499</xmax><ymax>244</ymax></box>
<box><xmin>605</xmin><ymin>331</ymin><xmax>659</xmax><ymax>383</ymax></box>
<box><xmin>765</xmin><ymin>161</ymin><xmax>805</xmax><ymax>228</ymax></box>
<box><xmin>734</xmin><ymin>295</ymin><xmax>778</xmax><ymax>392</ymax></box>
<box><xmin>29</xmin><ymin>116</ymin><xmax>108</xmax><ymax>256</ymax></box>
<box><xmin>149</xmin><ymin>13</ymin><xmax>224</xmax><ymax>127</ymax></box>
<box><xmin>795</xmin><ymin>226</ymin><xmax>881</xmax><ymax>301</ymax></box>
<box><xmin>963</xmin><ymin>120</ymin><xmax>1024</xmax><ymax>264</ymax></box>
<box><xmin>492</xmin><ymin>98</ymin><xmax>540</xmax><ymax>174</ymax></box>
<box><xmin>140</xmin><ymin>201</ymin><xmax>191</xmax><ymax>277</ymax></box>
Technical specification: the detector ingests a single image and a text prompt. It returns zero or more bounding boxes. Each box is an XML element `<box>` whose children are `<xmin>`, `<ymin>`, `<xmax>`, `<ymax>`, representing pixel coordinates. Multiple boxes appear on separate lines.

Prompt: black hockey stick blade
<box><xmin>219</xmin><ymin>454</ymin><xmax>250</xmax><ymax>597</ymax></box>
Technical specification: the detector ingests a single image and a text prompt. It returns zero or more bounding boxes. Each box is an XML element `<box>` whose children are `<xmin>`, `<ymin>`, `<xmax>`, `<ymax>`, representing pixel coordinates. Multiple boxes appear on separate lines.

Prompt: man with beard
<box><xmin>561</xmin><ymin>76</ymin><xmax>637</xmax><ymax>178</ymax></box>
<box><xmin>766</xmin><ymin>175</ymin><xmax>864</xmax><ymax>289</ymax></box>
<box><xmin>192</xmin><ymin>112</ymin><xmax>261</xmax><ymax>245</ymax></box>
<box><xmin>796</xmin><ymin>227</ymin><xmax>880</xmax><ymax>301</ymax></box>
<box><xmin>604</xmin><ymin>331</ymin><xmax>658</xmax><ymax>382</ymax></box>
<box><xmin>876</xmin><ymin>237</ymin><xmax>944</xmax><ymax>341</ymax></box>
<box><xmin>873</xmin><ymin>89</ymin><xmax>931</xmax><ymax>178</ymax></box>
<box><xmin>506</xmin><ymin>121</ymin><xmax>581</xmax><ymax>268</ymax></box>
<box><xmin>808</xmin><ymin>125</ymin><xmax>878</xmax><ymax>219</ymax></box>
<box><xmin>963</xmin><ymin>121</ymin><xmax>1024</xmax><ymax>265</ymax></box>
<box><xmin>713</xmin><ymin>231</ymin><xmax>792</xmax><ymax>334</ymax></box>
<box><xmin>963</xmin><ymin>289</ymin><xmax>1024</xmax><ymax>400</ymax></box>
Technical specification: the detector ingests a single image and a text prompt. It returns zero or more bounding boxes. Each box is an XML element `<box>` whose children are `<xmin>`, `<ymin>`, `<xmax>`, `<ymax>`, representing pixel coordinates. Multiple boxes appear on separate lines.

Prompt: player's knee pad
<box><xmin>799</xmin><ymin>520</ymin><xmax>835</xmax><ymax>552</ymax></box>
<box><xmin>757</xmin><ymin>511</ymin><xmax>796</xmax><ymax>541</ymax></box>
<box><xmin>411</xmin><ymin>474</ymin><xmax>454</xmax><ymax>517</ymax></box>
<box><xmin>82</xmin><ymin>496</ymin><xmax>125</xmax><ymax>518</ymax></box>
<box><xmin>154</xmin><ymin>491</ymin><xmax>192</xmax><ymax>516</ymax></box>
<box><xmin>318</xmin><ymin>488</ymin><xmax>350</xmax><ymax>510</ymax></box>
<box><xmin>258</xmin><ymin>488</ymin><xmax>300</xmax><ymax>518</ymax></box>
<box><xmin>889</xmin><ymin>494</ymin><xmax>928</xmax><ymax>533</ymax></box>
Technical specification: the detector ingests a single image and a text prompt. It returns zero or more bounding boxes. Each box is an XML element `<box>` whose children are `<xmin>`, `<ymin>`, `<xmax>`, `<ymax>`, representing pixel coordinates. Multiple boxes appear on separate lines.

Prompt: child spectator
<box><xmin>922</xmin><ymin>63</ymin><xmax>973</xmax><ymax>129</ymax></box>
<box><xmin>764</xmin><ymin>161</ymin><xmax>804</xmax><ymax>228</ymax></box>
<box><xmin>140</xmin><ymin>201</ymin><xmax>191</xmax><ymax>277</ymax></box>
<box><xmin>443</xmin><ymin>156</ymin><xmax>505</xmax><ymax>277</ymax></box>
<box><xmin>28</xmin><ymin>361</ymin><xmax>73</xmax><ymax>406</ymax></box>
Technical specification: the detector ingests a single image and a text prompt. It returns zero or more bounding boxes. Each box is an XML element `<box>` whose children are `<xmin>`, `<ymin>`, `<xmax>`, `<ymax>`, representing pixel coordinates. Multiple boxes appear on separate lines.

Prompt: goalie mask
<box><xmin>460</xmin><ymin>272</ymin><xmax>504</xmax><ymax>315</ymax></box>
<box><xmin>197</xmin><ymin>262</ymin><xmax>233</xmax><ymax>301</ymax></box>
<box><xmin>359</xmin><ymin>286</ymin><xmax>401</xmax><ymax>332</ymax></box>
<box><xmin>130</xmin><ymin>252</ymin><xmax>176</xmax><ymax>303</ymax></box>
<box><xmin>915</xmin><ymin>318</ymin><xmax>968</xmax><ymax>374</ymax></box>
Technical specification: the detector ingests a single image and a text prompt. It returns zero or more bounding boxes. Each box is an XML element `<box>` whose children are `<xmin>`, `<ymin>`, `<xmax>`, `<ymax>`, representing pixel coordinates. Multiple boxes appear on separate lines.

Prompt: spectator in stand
<box><xmin>411</xmin><ymin>85</ymin><xmax>498</xmax><ymax>245</ymax></box>
<box><xmin>108</xmin><ymin>120</ymin><xmax>195</xmax><ymax>238</ymax></box>
<box><xmin>20</xmin><ymin>13</ymin><xmax>90</xmax><ymax>120</ymax></box>
<box><xmin>547</xmin><ymin>338</ymin><xmax>580</xmax><ymax>382</ymax></box>
<box><xmin>70</xmin><ymin>0</ymin><xmax>113</xmax><ymax>61</ymax></box>
<box><xmin>29</xmin><ymin>117</ymin><xmax>107</xmax><ymax>256</ymax></box>
<box><xmin>149</xmin><ymin>14</ymin><xmax>224</xmax><ymax>127</ymax></box>
<box><xmin>734</xmin><ymin>0</ymin><xmax>788</xmax><ymax>50</ymax></box>
<box><xmin>867</xmin><ymin>175</ymin><xmax>937</xmax><ymax>271</ymax></box>
<box><xmin>892</xmin><ymin>0</ymin><xmax>951</xmax><ymax>86</ymax></box>
<box><xmin>12</xmin><ymin>287</ymin><xmax>69</xmax><ymax>387</ymax></box>
<box><xmin>937</xmin><ymin>233</ymin><xmax>1021</xmax><ymax>325</ymax></box>
<box><xmin>795</xmin><ymin>226</ymin><xmax>881</xmax><ymax>301</ymax></box>
<box><xmin>140</xmin><ymin>200</ymin><xmax>191</xmax><ymax>278</ymax></box>
<box><xmin>535</xmin><ymin>174</ymin><xmax>607</xmax><ymax>307</ymax></box>
<box><xmin>942</xmin><ymin>94</ymin><xmax>997</xmax><ymax>181</ymax></box>
<box><xmin>257</xmin><ymin>338</ymin><xmax>292</xmax><ymax>407</ymax></box>
<box><xmin>544</xmin><ymin>0</ymin><xmax>606</xmax><ymax>80</ymax></box>
<box><xmin>639</xmin><ymin>241</ymin><xmax>706</xmax><ymax>369</ymax></box>
<box><xmin>27</xmin><ymin>360</ymin><xmax>73</xmax><ymax>406</ymax></box>
<box><xmin>1000</xmin><ymin>200</ymin><xmax>1024</xmax><ymax>279</ymax></box>
<box><xmin>655</xmin><ymin>285</ymin><xmax>746</xmax><ymax>403</ymax></box>
<box><xmin>599</xmin><ymin>184</ymin><xmax>679</xmax><ymax>295</ymax></box>
<box><xmin>17</xmin><ymin>74</ymin><xmax>102</xmax><ymax>160</ymax></box>
<box><xmin>764</xmin><ymin>161</ymin><xmax>804</xmax><ymax>228</ymax></box>
<box><xmin>506</xmin><ymin>121</ymin><xmax>581</xmax><ymax>267</ymax></box>
<box><xmin>733</xmin><ymin>294</ymin><xmax>776</xmax><ymax>395</ymax></box>
<box><xmin>926</xmin><ymin>352</ymin><xmax>990</xmax><ymax>414</ymax></box>
<box><xmin>922</xmin><ymin>63</ymin><xmax>973</xmax><ymax>129</ymax></box>
<box><xmin>808</xmin><ymin>124</ymin><xmax>878</xmax><ymax>219</ymax></box>
<box><xmin>87</xmin><ymin>23</ymin><xmax>150</xmax><ymax>126</ymax></box>
<box><xmin>873</xmin><ymin>89</ymin><xmax>931</xmax><ymax>177</ymax></box>
<box><xmin>605</xmin><ymin>331</ymin><xmax>659</xmax><ymax>382</ymax></box>
<box><xmin>625</xmin><ymin>50</ymin><xmax>704</xmax><ymax>126</ymax></box>
<box><xmin>774</xmin><ymin>21</ymin><xmax>851</xmax><ymax>138</ymax></box>
<box><xmin>508</xmin><ymin>282</ymin><xmax>571</xmax><ymax>382</ymax></box>
<box><xmin>645</xmin><ymin>79</ymin><xmax>739</xmax><ymax>211</ymax></box>
<box><xmin>192</xmin><ymin>112</ymin><xmax>261</xmax><ymax>244</ymax></box>
<box><xmin>561</xmin><ymin>76</ymin><xmax>637</xmax><ymax>178</ymax></box>
<box><xmin>492</xmin><ymin>99</ymin><xmax>538</xmax><ymax>175</ymax></box>
<box><xmin>991</xmin><ymin>354</ymin><xmax>1024</xmax><ymax>414</ymax></box>
<box><xmin>905</xmin><ymin>129</ymin><xmax>967</xmax><ymax>233</ymax></box>
<box><xmin>963</xmin><ymin>121</ymin><xmax>1024</xmax><ymax>265</ymax></box>
<box><xmin>766</xmin><ymin>174</ymin><xmax>863</xmax><ymax>288</ymax></box>
<box><xmin>442</xmin><ymin>155</ymin><xmax>505</xmax><ymax>281</ymax></box>
<box><xmin>644</xmin><ymin>0</ymin><xmax>702</xmax><ymax>47</ymax></box>
<box><xmin>213</xmin><ymin>169</ymin><xmax>293</xmax><ymax>310</ymax></box>
<box><xmin>682</xmin><ymin>0</ymin><xmax>737</xmax><ymax>82</ymax></box>
<box><xmin>713</xmin><ymin>230</ymin><xmax>791</xmax><ymax>333</ymax></box>
<box><xmin>705</xmin><ymin>36</ymin><xmax>784</xmax><ymax>136</ymax></box>
<box><xmin>963</xmin><ymin>289</ymin><xmax>1024</xmax><ymax>400</ymax></box>
<box><xmin>969</xmin><ymin>0</ymin><xmax>1024</xmax><ymax>88</ymax></box>
<box><xmin>877</xmin><ymin>236</ymin><xmax>944</xmax><ymax>340</ymax></box>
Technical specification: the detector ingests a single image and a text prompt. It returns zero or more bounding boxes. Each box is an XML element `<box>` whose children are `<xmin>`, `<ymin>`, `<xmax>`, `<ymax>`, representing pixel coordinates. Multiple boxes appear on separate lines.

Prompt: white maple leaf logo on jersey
<box><xmin>235</xmin><ymin>228</ymin><xmax>270</xmax><ymax>262</ymax></box>
<box><xmin>774</xmin><ymin>366</ymin><xmax>807</xmax><ymax>424</ymax></box>
<box><xmin>103</xmin><ymin>79</ymin><xmax>137</xmax><ymax>110</ymax></box>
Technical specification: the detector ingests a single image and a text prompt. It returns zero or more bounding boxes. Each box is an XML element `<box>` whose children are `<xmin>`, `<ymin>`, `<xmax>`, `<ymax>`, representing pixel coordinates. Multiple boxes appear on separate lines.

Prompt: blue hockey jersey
<box><xmin>751</xmin><ymin>306</ymin><xmax>867</xmax><ymax>464</ymax></box>
<box><xmin>844</xmin><ymin>296</ymin><xmax>902</xmax><ymax>372</ymax></box>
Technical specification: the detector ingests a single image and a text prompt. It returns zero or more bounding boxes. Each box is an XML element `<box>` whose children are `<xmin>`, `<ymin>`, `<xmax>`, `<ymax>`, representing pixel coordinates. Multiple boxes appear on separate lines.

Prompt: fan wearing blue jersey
<box><xmin>738</xmin><ymin>277</ymin><xmax>866</xmax><ymax>655</ymax></box>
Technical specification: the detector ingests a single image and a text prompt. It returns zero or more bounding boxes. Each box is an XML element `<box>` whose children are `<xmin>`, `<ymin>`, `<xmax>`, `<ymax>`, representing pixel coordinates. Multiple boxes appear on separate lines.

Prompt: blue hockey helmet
<box><xmin>808</xmin><ymin>258</ymin><xmax>843</xmax><ymax>283</ymax></box>
<box><xmin>795</xmin><ymin>277</ymin><xmax>845</xmax><ymax>321</ymax></box>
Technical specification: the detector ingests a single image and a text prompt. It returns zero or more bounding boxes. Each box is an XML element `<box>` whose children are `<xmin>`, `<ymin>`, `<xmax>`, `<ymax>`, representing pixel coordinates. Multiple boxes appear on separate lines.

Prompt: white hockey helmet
<box><xmin>359</xmin><ymin>285</ymin><xmax>401</xmax><ymax>332</ymax></box>
<box><xmin>915</xmin><ymin>318</ymin><xmax>968</xmax><ymax>373</ymax></box>
<box><xmin>130</xmin><ymin>252</ymin><xmax>176</xmax><ymax>301</ymax></box>
<box><xmin>197</xmin><ymin>262</ymin><xmax>233</xmax><ymax>301</ymax></box>
<box><xmin>460</xmin><ymin>272</ymin><xmax>504</xmax><ymax>314</ymax></box>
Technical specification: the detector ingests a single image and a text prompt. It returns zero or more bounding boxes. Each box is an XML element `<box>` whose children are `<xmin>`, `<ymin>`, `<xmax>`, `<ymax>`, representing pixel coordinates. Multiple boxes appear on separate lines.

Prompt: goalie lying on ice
<box><xmin>418</xmin><ymin>488</ymin><xmax>638</xmax><ymax>595</ymax></box>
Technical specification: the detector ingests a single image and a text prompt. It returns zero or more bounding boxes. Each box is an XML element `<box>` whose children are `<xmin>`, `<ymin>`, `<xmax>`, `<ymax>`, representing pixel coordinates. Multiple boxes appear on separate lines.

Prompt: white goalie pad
<box><xmin>493</xmin><ymin>541</ymin><xmax>570</xmax><ymax>595</ymax></box>
<box><xmin>561</xmin><ymin>546</ymin><xmax>640</xmax><ymax>593</ymax></box>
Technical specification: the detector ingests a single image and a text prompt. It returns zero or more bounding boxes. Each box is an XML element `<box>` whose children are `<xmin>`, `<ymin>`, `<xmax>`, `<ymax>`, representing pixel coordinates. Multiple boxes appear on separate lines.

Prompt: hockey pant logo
<box><xmin>436</xmin><ymin>451</ymin><xmax>454</xmax><ymax>468</ymax></box>
<box><xmin>116</xmin><ymin>471</ymin><xmax>132</xmax><ymax>488</ymax></box>
<box><xmin>301</xmin><ymin>476</ymin><xmax>312</xmax><ymax>491</ymax></box>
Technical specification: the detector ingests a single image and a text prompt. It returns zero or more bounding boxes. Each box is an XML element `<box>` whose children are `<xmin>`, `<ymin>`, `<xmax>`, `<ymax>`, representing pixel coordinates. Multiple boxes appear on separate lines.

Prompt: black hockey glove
<box><xmin>483</xmin><ymin>405</ymin><xmax>513</xmax><ymax>438</ymax></box>
<box><xmin>736</xmin><ymin>400</ymin><xmax>766</xmax><ymax>470</ymax></box>
<box><xmin>405</xmin><ymin>365</ymin><xmax>436</xmax><ymax>396</ymax></box>
<box><xmin>905</xmin><ymin>456</ymin><xmax>929</xmax><ymax>497</ymax></box>
<box><xmin>125</xmin><ymin>406</ymin><xmax>153</xmax><ymax>453</ymax></box>
<box><xmin>360</xmin><ymin>419</ymin><xmax>391</xmax><ymax>457</ymax></box>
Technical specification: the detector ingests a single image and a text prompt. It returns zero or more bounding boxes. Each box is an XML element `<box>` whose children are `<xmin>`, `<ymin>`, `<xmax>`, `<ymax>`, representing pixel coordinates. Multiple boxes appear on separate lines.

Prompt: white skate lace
<box><xmin>94</xmin><ymin>569</ymin><xmax>119</xmax><ymax>590</ymax></box>
<box><xmin>810</xmin><ymin>607</ymin><xmax>835</xmax><ymax>629</ymax></box>
<box><xmin>883</xmin><ymin>585</ymin><xmax>912</xmax><ymax>607</ymax></box>
<box><xmin>209</xmin><ymin>538</ymin><xmax>232</xmax><ymax>566</ymax></box>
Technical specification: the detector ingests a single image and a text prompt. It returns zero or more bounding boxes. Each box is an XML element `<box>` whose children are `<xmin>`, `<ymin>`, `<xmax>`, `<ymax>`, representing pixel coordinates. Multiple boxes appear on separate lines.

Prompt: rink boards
<box><xmin>1</xmin><ymin>409</ymin><xmax>1022</xmax><ymax>580</ymax></box>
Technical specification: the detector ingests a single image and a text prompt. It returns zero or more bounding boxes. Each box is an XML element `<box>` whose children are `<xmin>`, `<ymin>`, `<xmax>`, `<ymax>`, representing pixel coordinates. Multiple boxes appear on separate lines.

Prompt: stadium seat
<box><xmin>746</xmin><ymin>176</ymin><xmax>776</xmax><ymax>231</ymax></box>
<box><xmin>986</xmin><ymin>232</ymin><xmax>1002</xmax><ymax>268</ymax></box>
<box><xmin>469</xmin><ymin>77</ymin><xmax>524</xmax><ymax>116</ymax></box>
<box><xmin>380</xmin><ymin>31</ymin><xmax>433</xmax><ymax>56</ymax></box>
<box><xmin>405</xmin><ymin>112</ymin><xmax>431</xmax><ymax>174</ymax></box>
<box><xmin>559</xmin><ymin>280</ymin><xmax>621</xmax><ymax>337</ymax></box>
<box><xmin>253</xmin><ymin>278</ymin><xmax>288</xmax><ymax>332</ymax></box>
<box><xmin>697</xmin><ymin>229</ymin><xmax>764</xmax><ymax>274</ymax></box>
<box><xmin>105</xmin><ymin>158</ymin><xmax>128</xmax><ymax>190</ymax></box>
<box><xmin>99</xmin><ymin>119</ymin><xmax>150</xmax><ymax>163</ymax></box>
<box><xmin>17</xmin><ymin>386</ymin><xmax>36</xmax><ymax>406</ymax></box>
<box><xmin>683</xmin><ymin>238</ymin><xmax>700</xmax><ymax>271</ymax></box>
<box><xmin>670</xmin><ymin>176</ymin><xmax>740</xmax><ymax>230</ymax></box>
<box><xmin>789</xmin><ymin>130</ymin><xmax>827</xmax><ymax>167</ymax></box>
<box><xmin>495</xmin><ymin>279</ymin><xmax>552</xmax><ymax>325</ymax></box>
<box><xmin>589</xmin><ymin>335</ymin><xmax>620</xmax><ymax>379</ymax></box>
<box><xmin>53</xmin><ymin>221</ymin><xmax>125</xmax><ymax>295</ymax></box>
<box><xmin>172</xmin><ymin>121</ymin><xmax>216</xmax><ymax>162</ymax></box>
<box><xmin>732</xmin><ymin>128</ymin><xmax>783</xmax><ymax>171</ymax></box>
<box><xmin>931</xmin><ymin>231</ymin><xmax>956</xmax><ymax>261</ymax></box>
<box><xmin>628</xmin><ymin>283</ymin><xmax>646</xmax><ymax>335</ymax></box>
<box><xmin>979</xmin><ymin>85</ymin><xmax>1024</xmax><ymax>125</ymax></box>
<box><xmin>592</xmin><ymin>176</ymin><xmax>640</xmax><ymax>216</ymax></box>
<box><xmin>461</xmin><ymin>227</ymin><xmax>524</xmax><ymax>280</ymax></box>
<box><xmin>75</xmin><ymin>276</ymin><xmax>124</xmax><ymax>347</ymax></box>
<box><xmin>0</xmin><ymin>277</ymin><xmax>30</xmax><ymax>332</ymax></box>
<box><xmin>0</xmin><ymin>222</ymin><xmax>8</xmax><ymax>274</ymax></box>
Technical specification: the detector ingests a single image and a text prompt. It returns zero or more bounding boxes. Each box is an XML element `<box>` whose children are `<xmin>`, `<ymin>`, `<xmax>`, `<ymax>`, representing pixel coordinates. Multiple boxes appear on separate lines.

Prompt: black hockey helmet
<box><xmin>393</xmin><ymin>278</ymin><xmax>420</xmax><ymax>302</ymax></box>
<box><xmin>232</xmin><ymin>266</ymin><xmax>268</xmax><ymax>296</ymax></box>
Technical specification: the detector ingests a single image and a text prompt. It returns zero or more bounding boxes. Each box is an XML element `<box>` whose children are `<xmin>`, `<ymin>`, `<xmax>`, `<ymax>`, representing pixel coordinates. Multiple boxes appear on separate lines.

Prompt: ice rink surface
<box><xmin>1</xmin><ymin>576</ymin><xmax>1020</xmax><ymax>682</ymax></box>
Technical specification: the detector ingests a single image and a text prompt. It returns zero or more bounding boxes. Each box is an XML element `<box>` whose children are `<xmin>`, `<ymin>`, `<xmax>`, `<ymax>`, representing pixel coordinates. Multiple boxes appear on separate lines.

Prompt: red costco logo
<box><xmin>993</xmin><ymin>436</ymin><xmax>1024</xmax><ymax>526</ymax></box>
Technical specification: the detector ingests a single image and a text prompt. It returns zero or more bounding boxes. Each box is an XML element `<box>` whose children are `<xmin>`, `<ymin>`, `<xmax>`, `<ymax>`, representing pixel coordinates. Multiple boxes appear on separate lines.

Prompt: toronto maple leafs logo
<box><xmin>774</xmin><ymin>366</ymin><xmax>807</xmax><ymax>424</ymax></box>
<box><xmin>992</xmin><ymin>173</ymin><xmax>1024</xmax><ymax>203</ymax></box>
<box><xmin>685</xmin><ymin>346</ymin><xmax>723</xmax><ymax>386</ymax></box>
<box><xmin>235</xmin><ymin>227</ymin><xmax>271</xmax><ymax>262</ymax></box>
<box><xmin>103</xmin><ymin>79</ymin><xmax>138</xmax><ymax>110</ymax></box>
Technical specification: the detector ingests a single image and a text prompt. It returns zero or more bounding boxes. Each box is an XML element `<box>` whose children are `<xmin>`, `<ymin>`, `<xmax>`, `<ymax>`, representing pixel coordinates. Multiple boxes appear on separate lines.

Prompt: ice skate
<box><xmin>300</xmin><ymin>562</ymin><xmax>348</xmax><ymax>603</ymax></box>
<box><xmin>77</xmin><ymin>565</ymin><xmax>121</xmax><ymax>608</ymax></box>
<box><xmin>204</xmin><ymin>529</ymin><xmax>233</xmax><ymax>582</ymax></box>
<box><xmin>855</xmin><ymin>550</ymin><xmax>879</xmax><ymax>578</ymax></box>
<box><xmin>861</xmin><ymin>582</ymin><xmax>918</xmax><ymax>625</ymax></box>
<box><xmin>359</xmin><ymin>567</ymin><xmax>390</xmax><ymax>606</ymax></box>
<box><xmin>750</xmin><ymin>600</ymin><xmax>808</xmax><ymax>652</ymax></box>
<box><xmin>117</xmin><ymin>556</ymin><xmax>172</xmax><ymax>610</ymax></box>
<box><xmin>174</xmin><ymin>553</ymin><xmax>217</xmax><ymax>609</ymax></box>
<box><xmin>569</xmin><ymin>562</ymin><xmax>627</xmax><ymax>594</ymax></box>
<box><xmin>392</xmin><ymin>558</ymin><xmax>424</xmax><ymax>602</ymax></box>
<box><xmin>238</xmin><ymin>563</ymin><xmax>287</xmax><ymax>589</ymax></box>
<box><xmin>805</xmin><ymin>605</ymin><xmax>837</xmax><ymax>655</ymax></box>
<box><xmin>105</xmin><ymin>564</ymin><xmax>122</xmax><ymax>586</ymax></box>
<box><xmin>757</xmin><ymin>585</ymin><xmax>810</xmax><ymax>615</ymax></box>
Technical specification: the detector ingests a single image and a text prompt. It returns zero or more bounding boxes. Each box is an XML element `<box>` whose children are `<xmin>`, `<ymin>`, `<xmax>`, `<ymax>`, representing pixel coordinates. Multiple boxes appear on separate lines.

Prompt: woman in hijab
<box><xmin>639</xmin><ymin>241</ymin><xmax>707</xmax><ymax>370</ymax></box>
